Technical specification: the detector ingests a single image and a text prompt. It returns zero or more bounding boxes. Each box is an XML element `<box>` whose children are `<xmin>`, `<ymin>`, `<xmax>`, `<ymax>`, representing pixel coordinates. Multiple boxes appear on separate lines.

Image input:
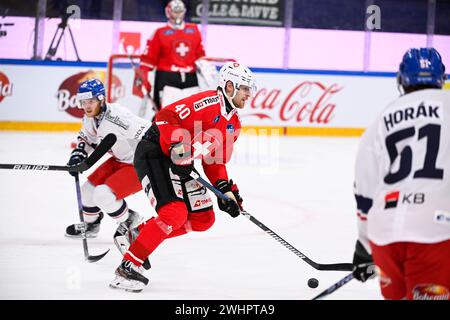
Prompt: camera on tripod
<box><xmin>45</xmin><ymin>10</ymin><xmax>81</xmax><ymax>61</ymax></box>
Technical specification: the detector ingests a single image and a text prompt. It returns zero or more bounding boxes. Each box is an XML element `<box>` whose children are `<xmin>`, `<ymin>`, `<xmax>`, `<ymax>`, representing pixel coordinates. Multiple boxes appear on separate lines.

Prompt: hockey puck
<box><xmin>307</xmin><ymin>278</ymin><xmax>319</xmax><ymax>288</ymax></box>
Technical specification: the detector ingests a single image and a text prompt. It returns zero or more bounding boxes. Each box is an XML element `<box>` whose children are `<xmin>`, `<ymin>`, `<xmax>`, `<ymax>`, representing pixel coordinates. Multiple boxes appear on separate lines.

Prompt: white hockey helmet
<box><xmin>219</xmin><ymin>62</ymin><xmax>256</xmax><ymax>99</ymax></box>
<box><xmin>165</xmin><ymin>0</ymin><xmax>186</xmax><ymax>27</ymax></box>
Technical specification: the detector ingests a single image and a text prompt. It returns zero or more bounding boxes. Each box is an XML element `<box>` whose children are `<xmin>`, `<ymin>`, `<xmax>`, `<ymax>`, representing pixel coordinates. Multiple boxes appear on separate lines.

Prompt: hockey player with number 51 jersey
<box><xmin>352</xmin><ymin>48</ymin><xmax>450</xmax><ymax>300</ymax></box>
<box><xmin>109</xmin><ymin>62</ymin><xmax>256</xmax><ymax>292</ymax></box>
<box><xmin>65</xmin><ymin>79</ymin><xmax>151</xmax><ymax>240</ymax></box>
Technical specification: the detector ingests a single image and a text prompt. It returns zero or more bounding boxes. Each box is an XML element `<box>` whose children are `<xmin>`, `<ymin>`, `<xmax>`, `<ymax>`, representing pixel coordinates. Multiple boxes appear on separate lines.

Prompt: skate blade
<box><xmin>109</xmin><ymin>275</ymin><xmax>146</xmax><ymax>293</ymax></box>
<box><xmin>65</xmin><ymin>233</ymin><xmax>98</xmax><ymax>239</ymax></box>
<box><xmin>109</xmin><ymin>283</ymin><xmax>143</xmax><ymax>293</ymax></box>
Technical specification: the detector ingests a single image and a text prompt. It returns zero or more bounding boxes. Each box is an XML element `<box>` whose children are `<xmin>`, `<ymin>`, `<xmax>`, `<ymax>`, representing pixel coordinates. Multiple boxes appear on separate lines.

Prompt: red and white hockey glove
<box><xmin>215</xmin><ymin>179</ymin><xmax>243</xmax><ymax>218</ymax></box>
<box><xmin>132</xmin><ymin>67</ymin><xmax>152</xmax><ymax>98</ymax></box>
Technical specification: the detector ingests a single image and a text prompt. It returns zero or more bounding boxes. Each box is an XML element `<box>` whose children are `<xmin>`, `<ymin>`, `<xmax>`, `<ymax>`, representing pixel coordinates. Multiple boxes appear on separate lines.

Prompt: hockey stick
<box><xmin>312</xmin><ymin>272</ymin><xmax>354</xmax><ymax>300</ymax></box>
<box><xmin>74</xmin><ymin>173</ymin><xmax>110</xmax><ymax>262</ymax></box>
<box><xmin>190</xmin><ymin>171</ymin><xmax>354</xmax><ymax>272</ymax></box>
<box><xmin>0</xmin><ymin>133</ymin><xmax>117</xmax><ymax>172</ymax></box>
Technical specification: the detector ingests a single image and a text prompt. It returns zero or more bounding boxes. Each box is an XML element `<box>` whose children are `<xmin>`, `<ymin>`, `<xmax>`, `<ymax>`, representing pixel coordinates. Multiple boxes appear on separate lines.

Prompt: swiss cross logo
<box><xmin>191</xmin><ymin>131</ymin><xmax>220</xmax><ymax>160</ymax></box>
<box><xmin>175</xmin><ymin>42</ymin><xmax>190</xmax><ymax>57</ymax></box>
<box><xmin>192</xmin><ymin>141</ymin><xmax>212</xmax><ymax>158</ymax></box>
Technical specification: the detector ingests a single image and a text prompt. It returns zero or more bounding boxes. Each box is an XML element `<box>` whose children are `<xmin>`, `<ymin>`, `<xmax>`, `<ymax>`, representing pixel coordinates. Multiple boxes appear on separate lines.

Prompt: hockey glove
<box><xmin>169</xmin><ymin>142</ymin><xmax>193</xmax><ymax>179</ymax></box>
<box><xmin>215</xmin><ymin>179</ymin><xmax>243</xmax><ymax>218</ymax></box>
<box><xmin>132</xmin><ymin>67</ymin><xmax>152</xmax><ymax>98</ymax></box>
<box><xmin>352</xmin><ymin>240</ymin><xmax>376</xmax><ymax>282</ymax></box>
<box><xmin>67</xmin><ymin>143</ymin><xmax>88</xmax><ymax>176</ymax></box>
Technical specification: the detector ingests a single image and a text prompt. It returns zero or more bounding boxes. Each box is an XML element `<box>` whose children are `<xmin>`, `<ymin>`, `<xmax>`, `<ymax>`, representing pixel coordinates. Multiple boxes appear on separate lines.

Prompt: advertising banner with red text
<box><xmin>239</xmin><ymin>71</ymin><xmax>399</xmax><ymax>129</ymax></box>
<box><xmin>0</xmin><ymin>62</ymin><xmax>400</xmax><ymax>133</ymax></box>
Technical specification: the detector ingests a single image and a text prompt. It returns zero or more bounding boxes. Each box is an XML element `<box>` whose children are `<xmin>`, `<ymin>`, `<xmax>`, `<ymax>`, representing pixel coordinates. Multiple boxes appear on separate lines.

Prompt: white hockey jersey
<box><xmin>354</xmin><ymin>89</ymin><xmax>450</xmax><ymax>252</ymax></box>
<box><xmin>78</xmin><ymin>103</ymin><xmax>151</xmax><ymax>164</ymax></box>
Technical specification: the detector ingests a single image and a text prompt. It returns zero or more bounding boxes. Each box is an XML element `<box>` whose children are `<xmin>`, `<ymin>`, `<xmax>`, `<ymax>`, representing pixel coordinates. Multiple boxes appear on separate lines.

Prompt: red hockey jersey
<box><xmin>141</xmin><ymin>23</ymin><xmax>205</xmax><ymax>73</ymax></box>
<box><xmin>155</xmin><ymin>89</ymin><xmax>241</xmax><ymax>185</ymax></box>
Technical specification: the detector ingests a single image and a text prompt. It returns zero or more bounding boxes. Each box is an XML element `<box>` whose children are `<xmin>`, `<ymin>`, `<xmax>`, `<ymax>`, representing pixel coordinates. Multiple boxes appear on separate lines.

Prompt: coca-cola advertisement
<box><xmin>0</xmin><ymin>63</ymin><xmax>399</xmax><ymax>132</ymax></box>
<box><xmin>246</xmin><ymin>81</ymin><xmax>342</xmax><ymax>124</ymax></box>
<box><xmin>239</xmin><ymin>71</ymin><xmax>398</xmax><ymax>128</ymax></box>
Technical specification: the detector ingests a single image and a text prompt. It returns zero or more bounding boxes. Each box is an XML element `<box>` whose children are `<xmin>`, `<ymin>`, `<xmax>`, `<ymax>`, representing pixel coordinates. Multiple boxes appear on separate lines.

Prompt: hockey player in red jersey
<box><xmin>133</xmin><ymin>0</ymin><xmax>206</xmax><ymax>110</ymax></box>
<box><xmin>109</xmin><ymin>61</ymin><xmax>256</xmax><ymax>292</ymax></box>
<box><xmin>352</xmin><ymin>48</ymin><xmax>450</xmax><ymax>300</ymax></box>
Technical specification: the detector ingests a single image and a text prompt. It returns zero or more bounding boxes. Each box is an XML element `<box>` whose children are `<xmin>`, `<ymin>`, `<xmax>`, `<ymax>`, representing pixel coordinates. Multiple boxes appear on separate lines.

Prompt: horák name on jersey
<box><xmin>384</xmin><ymin>102</ymin><xmax>441</xmax><ymax>132</ymax></box>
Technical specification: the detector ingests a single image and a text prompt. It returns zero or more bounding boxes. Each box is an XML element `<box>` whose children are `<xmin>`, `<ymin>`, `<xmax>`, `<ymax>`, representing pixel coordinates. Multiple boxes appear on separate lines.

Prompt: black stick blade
<box><xmin>316</xmin><ymin>263</ymin><xmax>354</xmax><ymax>271</ymax></box>
<box><xmin>86</xmin><ymin>249</ymin><xmax>110</xmax><ymax>263</ymax></box>
<box><xmin>312</xmin><ymin>272</ymin><xmax>354</xmax><ymax>300</ymax></box>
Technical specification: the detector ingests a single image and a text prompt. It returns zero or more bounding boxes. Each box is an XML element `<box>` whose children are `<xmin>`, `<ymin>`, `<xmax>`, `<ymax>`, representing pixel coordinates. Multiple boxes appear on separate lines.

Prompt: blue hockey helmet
<box><xmin>398</xmin><ymin>48</ymin><xmax>446</xmax><ymax>89</ymax></box>
<box><xmin>77</xmin><ymin>78</ymin><xmax>106</xmax><ymax>102</ymax></box>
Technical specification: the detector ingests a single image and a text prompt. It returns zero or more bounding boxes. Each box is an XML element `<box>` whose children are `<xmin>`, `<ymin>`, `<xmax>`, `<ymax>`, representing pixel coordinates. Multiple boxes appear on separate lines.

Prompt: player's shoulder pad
<box><xmin>161</xmin><ymin>24</ymin><xmax>177</xmax><ymax>36</ymax></box>
<box><xmin>184</xmin><ymin>23</ymin><xmax>200</xmax><ymax>33</ymax></box>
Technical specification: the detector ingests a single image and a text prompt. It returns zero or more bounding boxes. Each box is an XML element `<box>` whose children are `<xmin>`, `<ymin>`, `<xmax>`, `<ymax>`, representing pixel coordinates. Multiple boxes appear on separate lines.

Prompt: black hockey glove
<box><xmin>67</xmin><ymin>143</ymin><xmax>88</xmax><ymax>176</ymax></box>
<box><xmin>215</xmin><ymin>179</ymin><xmax>243</xmax><ymax>218</ymax></box>
<box><xmin>169</xmin><ymin>142</ymin><xmax>193</xmax><ymax>179</ymax></box>
<box><xmin>352</xmin><ymin>240</ymin><xmax>376</xmax><ymax>282</ymax></box>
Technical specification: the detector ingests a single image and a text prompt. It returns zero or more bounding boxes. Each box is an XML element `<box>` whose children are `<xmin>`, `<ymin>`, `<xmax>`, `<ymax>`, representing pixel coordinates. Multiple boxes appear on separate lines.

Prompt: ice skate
<box><xmin>65</xmin><ymin>213</ymin><xmax>103</xmax><ymax>238</ymax></box>
<box><xmin>109</xmin><ymin>259</ymin><xmax>149</xmax><ymax>293</ymax></box>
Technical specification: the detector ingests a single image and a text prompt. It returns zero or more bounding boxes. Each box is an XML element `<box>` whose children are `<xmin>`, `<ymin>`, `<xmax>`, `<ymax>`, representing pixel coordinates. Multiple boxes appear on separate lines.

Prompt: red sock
<box><xmin>124</xmin><ymin>218</ymin><xmax>167</xmax><ymax>266</ymax></box>
<box><xmin>124</xmin><ymin>201</ymin><xmax>189</xmax><ymax>266</ymax></box>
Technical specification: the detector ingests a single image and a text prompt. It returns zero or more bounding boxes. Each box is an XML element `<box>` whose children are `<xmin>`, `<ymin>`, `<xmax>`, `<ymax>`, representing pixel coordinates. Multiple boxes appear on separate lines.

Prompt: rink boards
<box><xmin>0</xmin><ymin>59</ymin><xmax>403</xmax><ymax>136</ymax></box>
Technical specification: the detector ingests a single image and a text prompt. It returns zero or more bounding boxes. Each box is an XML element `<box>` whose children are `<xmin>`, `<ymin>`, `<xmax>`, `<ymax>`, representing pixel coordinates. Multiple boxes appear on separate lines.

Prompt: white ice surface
<box><xmin>0</xmin><ymin>131</ymin><xmax>383</xmax><ymax>300</ymax></box>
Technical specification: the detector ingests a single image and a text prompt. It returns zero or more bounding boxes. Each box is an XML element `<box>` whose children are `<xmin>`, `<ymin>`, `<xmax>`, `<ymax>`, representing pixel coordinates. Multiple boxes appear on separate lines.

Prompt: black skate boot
<box><xmin>65</xmin><ymin>213</ymin><xmax>103</xmax><ymax>238</ymax></box>
<box><xmin>109</xmin><ymin>259</ymin><xmax>149</xmax><ymax>293</ymax></box>
<box><xmin>113</xmin><ymin>211</ymin><xmax>151</xmax><ymax>270</ymax></box>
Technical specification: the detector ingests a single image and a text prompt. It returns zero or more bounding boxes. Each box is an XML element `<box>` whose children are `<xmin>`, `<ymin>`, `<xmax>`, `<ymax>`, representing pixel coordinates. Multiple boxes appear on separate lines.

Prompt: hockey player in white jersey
<box><xmin>352</xmin><ymin>48</ymin><xmax>450</xmax><ymax>300</ymax></box>
<box><xmin>65</xmin><ymin>79</ymin><xmax>151</xmax><ymax>239</ymax></box>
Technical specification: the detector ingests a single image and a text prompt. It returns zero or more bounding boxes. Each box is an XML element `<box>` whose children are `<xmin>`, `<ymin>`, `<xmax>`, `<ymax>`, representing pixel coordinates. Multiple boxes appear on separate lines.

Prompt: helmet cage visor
<box><xmin>166</xmin><ymin>1</ymin><xmax>186</xmax><ymax>25</ymax></box>
<box><xmin>76</xmin><ymin>91</ymin><xmax>104</xmax><ymax>108</ymax></box>
<box><xmin>225</xmin><ymin>71</ymin><xmax>257</xmax><ymax>98</ymax></box>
